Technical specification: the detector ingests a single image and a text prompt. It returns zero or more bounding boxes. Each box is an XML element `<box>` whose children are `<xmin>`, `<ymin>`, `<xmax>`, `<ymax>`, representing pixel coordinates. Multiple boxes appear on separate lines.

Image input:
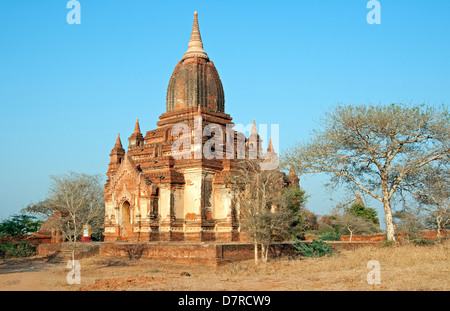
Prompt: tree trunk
<box><xmin>71</xmin><ymin>250</ymin><xmax>75</xmax><ymax>268</ymax></box>
<box><xmin>261</xmin><ymin>243</ymin><xmax>270</xmax><ymax>263</ymax></box>
<box><xmin>436</xmin><ymin>216</ymin><xmax>442</xmax><ymax>242</ymax></box>
<box><xmin>380</xmin><ymin>177</ymin><xmax>396</xmax><ymax>243</ymax></box>
<box><xmin>383</xmin><ymin>199</ymin><xmax>396</xmax><ymax>242</ymax></box>
<box><xmin>71</xmin><ymin>218</ymin><xmax>78</xmax><ymax>268</ymax></box>
<box><xmin>264</xmin><ymin>244</ymin><xmax>269</xmax><ymax>263</ymax></box>
<box><xmin>261</xmin><ymin>243</ymin><xmax>265</xmax><ymax>263</ymax></box>
<box><xmin>254</xmin><ymin>237</ymin><xmax>258</xmax><ymax>265</ymax></box>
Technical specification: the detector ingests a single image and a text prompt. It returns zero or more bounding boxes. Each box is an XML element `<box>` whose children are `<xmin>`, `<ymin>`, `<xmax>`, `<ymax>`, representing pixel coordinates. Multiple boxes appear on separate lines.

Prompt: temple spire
<box><xmin>354</xmin><ymin>192</ymin><xmax>364</xmax><ymax>206</ymax></box>
<box><xmin>182</xmin><ymin>11</ymin><xmax>209</xmax><ymax>61</ymax></box>
<box><xmin>267</xmin><ymin>138</ymin><xmax>274</xmax><ymax>152</ymax></box>
<box><xmin>129</xmin><ymin>119</ymin><xmax>144</xmax><ymax>148</ymax></box>
<box><xmin>251</xmin><ymin>119</ymin><xmax>257</xmax><ymax>135</ymax></box>
<box><xmin>108</xmin><ymin>133</ymin><xmax>125</xmax><ymax>176</ymax></box>
<box><xmin>114</xmin><ymin>133</ymin><xmax>123</xmax><ymax>149</ymax></box>
<box><xmin>134</xmin><ymin>118</ymin><xmax>141</xmax><ymax>134</ymax></box>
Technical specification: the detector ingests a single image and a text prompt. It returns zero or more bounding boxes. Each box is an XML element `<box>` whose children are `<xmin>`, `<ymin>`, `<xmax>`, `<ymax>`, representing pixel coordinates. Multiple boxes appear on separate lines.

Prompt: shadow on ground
<box><xmin>0</xmin><ymin>257</ymin><xmax>56</xmax><ymax>274</ymax></box>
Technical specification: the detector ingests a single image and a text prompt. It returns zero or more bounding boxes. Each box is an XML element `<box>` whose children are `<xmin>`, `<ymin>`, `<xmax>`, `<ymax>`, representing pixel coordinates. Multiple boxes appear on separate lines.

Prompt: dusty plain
<box><xmin>0</xmin><ymin>241</ymin><xmax>448</xmax><ymax>291</ymax></box>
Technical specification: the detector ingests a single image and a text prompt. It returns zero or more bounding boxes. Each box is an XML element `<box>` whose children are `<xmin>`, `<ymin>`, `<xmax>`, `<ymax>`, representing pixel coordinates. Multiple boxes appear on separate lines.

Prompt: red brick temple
<box><xmin>103</xmin><ymin>12</ymin><xmax>298</xmax><ymax>242</ymax></box>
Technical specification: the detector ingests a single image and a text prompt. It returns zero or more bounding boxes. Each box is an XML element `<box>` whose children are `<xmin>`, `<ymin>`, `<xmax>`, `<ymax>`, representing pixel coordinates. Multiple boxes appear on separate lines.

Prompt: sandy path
<box><xmin>0</xmin><ymin>258</ymin><xmax>67</xmax><ymax>291</ymax></box>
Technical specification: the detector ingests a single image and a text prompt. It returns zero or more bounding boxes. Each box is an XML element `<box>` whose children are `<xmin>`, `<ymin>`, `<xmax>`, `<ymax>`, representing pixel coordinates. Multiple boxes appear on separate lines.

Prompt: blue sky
<box><xmin>0</xmin><ymin>1</ymin><xmax>449</xmax><ymax>229</ymax></box>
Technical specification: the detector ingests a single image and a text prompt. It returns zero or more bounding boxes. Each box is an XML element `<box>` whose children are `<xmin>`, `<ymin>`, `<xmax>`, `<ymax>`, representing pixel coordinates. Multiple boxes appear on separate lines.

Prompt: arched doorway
<box><xmin>121</xmin><ymin>201</ymin><xmax>132</xmax><ymax>239</ymax></box>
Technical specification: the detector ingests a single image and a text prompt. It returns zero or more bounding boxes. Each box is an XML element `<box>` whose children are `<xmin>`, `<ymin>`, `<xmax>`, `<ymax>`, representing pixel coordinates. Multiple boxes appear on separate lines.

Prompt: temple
<box><xmin>103</xmin><ymin>12</ymin><xmax>298</xmax><ymax>242</ymax></box>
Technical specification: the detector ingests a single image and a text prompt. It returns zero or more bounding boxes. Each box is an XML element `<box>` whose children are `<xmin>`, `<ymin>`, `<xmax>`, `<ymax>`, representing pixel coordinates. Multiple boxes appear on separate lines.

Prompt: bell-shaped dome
<box><xmin>166</xmin><ymin>12</ymin><xmax>225</xmax><ymax>113</ymax></box>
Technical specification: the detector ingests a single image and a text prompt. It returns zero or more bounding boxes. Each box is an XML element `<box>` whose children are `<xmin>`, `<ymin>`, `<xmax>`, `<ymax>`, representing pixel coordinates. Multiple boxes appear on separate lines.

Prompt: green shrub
<box><xmin>0</xmin><ymin>235</ymin><xmax>37</xmax><ymax>258</ymax></box>
<box><xmin>346</xmin><ymin>203</ymin><xmax>379</xmax><ymax>225</ymax></box>
<box><xmin>292</xmin><ymin>237</ymin><xmax>337</xmax><ymax>257</ymax></box>
<box><xmin>381</xmin><ymin>239</ymin><xmax>397</xmax><ymax>248</ymax></box>
<box><xmin>318</xmin><ymin>232</ymin><xmax>341</xmax><ymax>241</ymax></box>
<box><xmin>317</xmin><ymin>224</ymin><xmax>334</xmax><ymax>234</ymax></box>
<box><xmin>413</xmin><ymin>239</ymin><xmax>435</xmax><ymax>246</ymax></box>
<box><xmin>0</xmin><ymin>214</ymin><xmax>43</xmax><ymax>236</ymax></box>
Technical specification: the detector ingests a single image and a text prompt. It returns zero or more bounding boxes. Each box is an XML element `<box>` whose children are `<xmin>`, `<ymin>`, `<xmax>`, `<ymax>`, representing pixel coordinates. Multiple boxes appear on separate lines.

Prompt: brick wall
<box><xmin>35</xmin><ymin>240</ymin><xmax>388</xmax><ymax>266</ymax></box>
<box><xmin>307</xmin><ymin>230</ymin><xmax>448</xmax><ymax>242</ymax></box>
<box><xmin>36</xmin><ymin>243</ymin><xmax>62</xmax><ymax>257</ymax></box>
<box><xmin>36</xmin><ymin>243</ymin><xmax>100</xmax><ymax>259</ymax></box>
<box><xmin>340</xmin><ymin>234</ymin><xmax>386</xmax><ymax>242</ymax></box>
<box><xmin>98</xmin><ymin>241</ymin><xmax>382</xmax><ymax>265</ymax></box>
<box><xmin>99</xmin><ymin>242</ymin><xmax>219</xmax><ymax>266</ymax></box>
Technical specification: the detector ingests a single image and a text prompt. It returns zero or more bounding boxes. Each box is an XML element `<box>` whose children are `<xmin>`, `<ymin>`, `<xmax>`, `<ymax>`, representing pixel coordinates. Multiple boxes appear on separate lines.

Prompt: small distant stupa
<box><xmin>354</xmin><ymin>192</ymin><xmax>364</xmax><ymax>206</ymax></box>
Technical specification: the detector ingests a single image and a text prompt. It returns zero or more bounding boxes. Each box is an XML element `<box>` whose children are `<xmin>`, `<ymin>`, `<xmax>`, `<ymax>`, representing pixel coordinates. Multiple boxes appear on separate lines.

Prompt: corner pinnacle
<box><xmin>134</xmin><ymin>118</ymin><xmax>141</xmax><ymax>134</ymax></box>
<box><xmin>114</xmin><ymin>133</ymin><xmax>123</xmax><ymax>148</ymax></box>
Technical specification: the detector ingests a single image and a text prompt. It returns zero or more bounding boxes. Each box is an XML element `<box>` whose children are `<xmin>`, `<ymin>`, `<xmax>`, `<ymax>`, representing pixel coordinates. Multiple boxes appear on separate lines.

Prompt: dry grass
<box><xmin>0</xmin><ymin>241</ymin><xmax>448</xmax><ymax>291</ymax></box>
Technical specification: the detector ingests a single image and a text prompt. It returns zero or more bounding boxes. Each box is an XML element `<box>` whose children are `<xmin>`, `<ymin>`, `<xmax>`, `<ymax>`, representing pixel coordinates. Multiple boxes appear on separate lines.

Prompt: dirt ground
<box><xmin>0</xmin><ymin>241</ymin><xmax>448</xmax><ymax>291</ymax></box>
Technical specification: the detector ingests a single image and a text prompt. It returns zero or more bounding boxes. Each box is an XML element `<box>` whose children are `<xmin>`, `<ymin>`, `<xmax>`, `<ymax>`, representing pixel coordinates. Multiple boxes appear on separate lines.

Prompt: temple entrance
<box><xmin>120</xmin><ymin>201</ymin><xmax>133</xmax><ymax>238</ymax></box>
<box><xmin>150</xmin><ymin>187</ymin><xmax>159</xmax><ymax>220</ymax></box>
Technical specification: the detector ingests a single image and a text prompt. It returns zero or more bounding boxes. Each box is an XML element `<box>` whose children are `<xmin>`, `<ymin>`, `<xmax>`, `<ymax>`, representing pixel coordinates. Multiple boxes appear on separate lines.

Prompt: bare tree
<box><xmin>23</xmin><ymin>172</ymin><xmax>104</xmax><ymax>261</ymax></box>
<box><xmin>227</xmin><ymin>159</ymin><xmax>294</xmax><ymax>264</ymax></box>
<box><xmin>283</xmin><ymin>103</ymin><xmax>449</xmax><ymax>242</ymax></box>
<box><xmin>124</xmin><ymin>243</ymin><xmax>146</xmax><ymax>260</ymax></box>
<box><xmin>404</xmin><ymin>162</ymin><xmax>450</xmax><ymax>241</ymax></box>
<box><xmin>393</xmin><ymin>209</ymin><xmax>426</xmax><ymax>241</ymax></box>
<box><xmin>331</xmin><ymin>213</ymin><xmax>380</xmax><ymax>241</ymax></box>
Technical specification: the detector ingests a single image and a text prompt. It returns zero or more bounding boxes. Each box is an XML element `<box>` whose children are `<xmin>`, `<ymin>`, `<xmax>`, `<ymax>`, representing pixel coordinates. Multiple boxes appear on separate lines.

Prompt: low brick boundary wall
<box><xmin>99</xmin><ymin>242</ymin><xmax>281</xmax><ymax>266</ymax></box>
<box><xmin>340</xmin><ymin>234</ymin><xmax>386</xmax><ymax>242</ymax></box>
<box><xmin>100</xmin><ymin>242</ymin><xmax>220</xmax><ymax>266</ymax></box>
<box><xmin>36</xmin><ymin>243</ymin><xmax>62</xmax><ymax>257</ymax></box>
<box><xmin>36</xmin><ymin>243</ymin><xmax>100</xmax><ymax>260</ymax></box>
<box><xmin>326</xmin><ymin>241</ymin><xmax>382</xmax><ymax>250</ymax></box>
<box><xmin>306</xmin><ymin>230</ymin><xmax>449</xmax><ymax>242</ymax></box>
<box><xmin>35</xmin><ymin>240</ymin><xmax>382</xmax><ymax>266</ymax></box>
<box><xmin>98</xmin><ymin>241</ymin><xmax>381</xmax><ymax>266</ymax></box>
